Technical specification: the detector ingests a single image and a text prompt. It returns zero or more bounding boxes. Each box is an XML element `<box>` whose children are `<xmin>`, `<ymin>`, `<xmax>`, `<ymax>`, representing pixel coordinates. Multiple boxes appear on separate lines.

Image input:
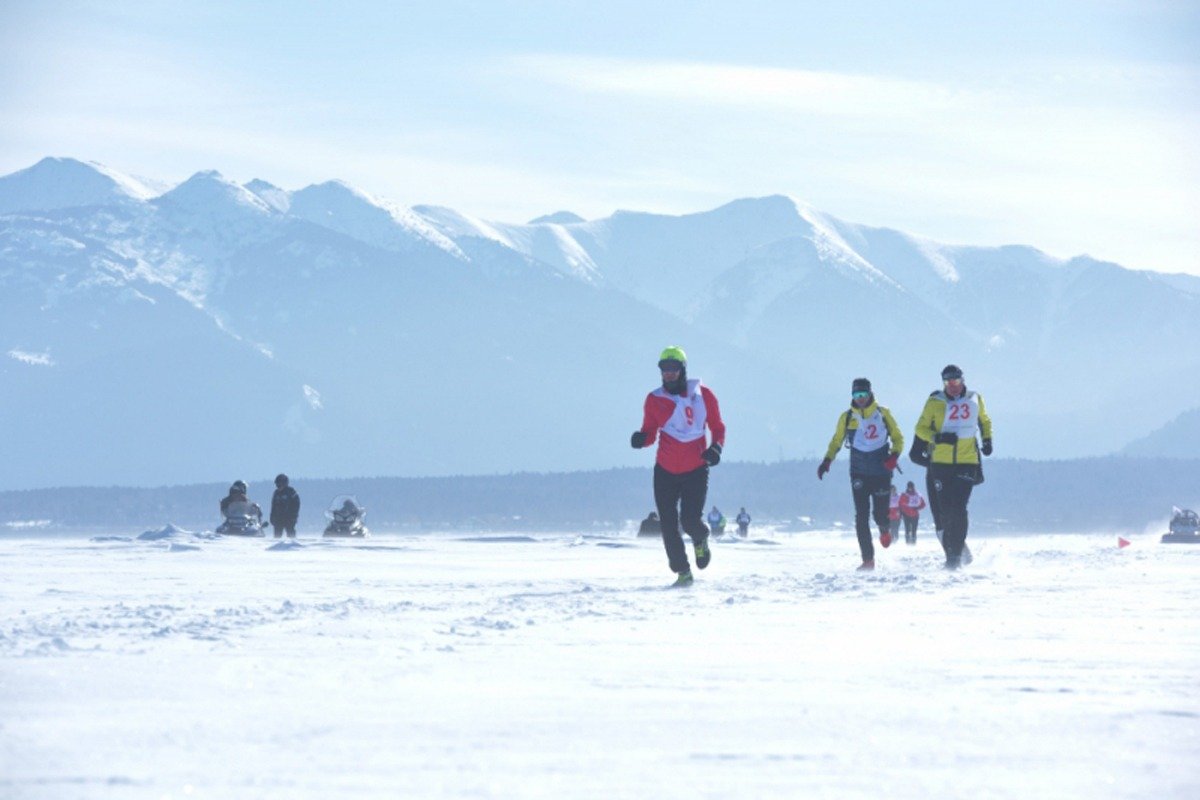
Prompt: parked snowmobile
<box><xmin>216</xmin><ymin>498</ymin><xmax>266</xmax><ymax>537</ymax></box>
<box><xmin>1162</xmin><ymin>507</ymin><xmax>1200</xmax><ymax>544</ymax></box>
<box><xmin>323</xmin><ymin>495</ymin><xmax>369</xmax><ymax>538</ymax></box>
<box><xmin>637</xmin><ymin>512</ymin><xmax>661</xmax><ymax>537</ymax></box>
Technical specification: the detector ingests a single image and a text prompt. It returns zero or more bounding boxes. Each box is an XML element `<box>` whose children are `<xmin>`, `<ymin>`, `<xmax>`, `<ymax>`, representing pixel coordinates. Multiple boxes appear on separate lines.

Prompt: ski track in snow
<box><xmin>0</xmin><ymin>530</ymin><xmax>1197</xmax><ymax>799</ymax></box>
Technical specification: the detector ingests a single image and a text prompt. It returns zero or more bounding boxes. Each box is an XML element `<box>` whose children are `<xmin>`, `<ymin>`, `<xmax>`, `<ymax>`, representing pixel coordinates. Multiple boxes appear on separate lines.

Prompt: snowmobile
<box><xmin>323</xmin><ymin>495</ymin><xmax>369</xmax><ymax>538</ymax></box>
<box><xmin>1161</xmin><ymin>507</ymin><xmax>1200</xmax><ymax>544</ymax></box>
<box><xmin>216</xmin><ymin>499</ymin><xmax>266</xmax><ymax>537</ymax></box>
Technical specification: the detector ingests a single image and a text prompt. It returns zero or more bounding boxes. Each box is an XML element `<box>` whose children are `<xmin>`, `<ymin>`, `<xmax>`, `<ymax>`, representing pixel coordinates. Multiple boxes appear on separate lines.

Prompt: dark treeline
<box><xmin>1</xmin><ymin>457</ymin><xmax>1197</xmax><ymax>535</ymax></box>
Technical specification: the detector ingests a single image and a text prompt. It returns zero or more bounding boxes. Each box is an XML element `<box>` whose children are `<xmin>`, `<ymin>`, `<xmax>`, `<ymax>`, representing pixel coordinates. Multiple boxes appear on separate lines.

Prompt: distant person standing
<box><xmin>269</xmin><ymin>473</ymin><xmax>301</xmax><ymax>538</ymax></box>
<box><xmin>914</xmin><ymin>364</ymin><xmax>993</xmax><ymax>569</ymax></box>
<box><xmin>706</xmin><ymin>506</ymin><xmax>726</xmax><ymax>536</ymax></box>
<box><xmin>817</xmin><ymin>378</ymin><xmax>904</xmax><ymax>570</ymax></box>
<box><xmin>631</xmin><ymin>346</ymin><xmax>726</xmax><ymax>587</ymax></box>
<box><xmin>736</xmin><ymin>507</ymin><xmax>751</xmax><ymax>538</ymax></box>
<box><xmin>899</xmin><ymin>481</ymin><xmax>927</xmax><ymax>544</ymax></box>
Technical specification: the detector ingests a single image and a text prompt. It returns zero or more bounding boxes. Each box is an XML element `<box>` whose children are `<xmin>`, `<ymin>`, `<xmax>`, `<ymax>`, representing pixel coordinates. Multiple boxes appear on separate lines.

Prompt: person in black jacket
<box><xmin>270</xmin><ymin>473</ymin><xmax>301</xmax><ymax>538</ymax></box>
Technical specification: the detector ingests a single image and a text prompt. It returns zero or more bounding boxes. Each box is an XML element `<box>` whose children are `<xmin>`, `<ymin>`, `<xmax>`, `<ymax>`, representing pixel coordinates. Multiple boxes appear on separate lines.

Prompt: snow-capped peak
<box><xmin>288</xmin><ymin>182</ymin><xmax>464</xmax><ymax>257</ymax></box>
<box><xmin>244</xmin><ymin>179</ymin><xmax>291</xmax><ymax>213</ymax></box>
<box><xmin>155</xmin><ymin>170</ymin><xmax>273</xmax><ymax>215</ymax></box>
<box><xmin>905</xmin><ymin>234</ymin><xmax>960</xmax><ymax>283</ymax></box>
<box><xmin>0</xmin><ymin>156</ymin><xmax>157</xmax><ymax>214</ymax></box>
<box><xmin>796</xmin><ymin>206</ymin><xmax>894</xmax><ymax>285</ymax></box>
<box><xmin>412</xmin><ymin>205</ymin><xmax>517</xmax><ymax>248</ymax></box>
<box><xmin>528</xmin><ymin>211</ymin><xmax>585</xmax><ymax>225</ymax></box>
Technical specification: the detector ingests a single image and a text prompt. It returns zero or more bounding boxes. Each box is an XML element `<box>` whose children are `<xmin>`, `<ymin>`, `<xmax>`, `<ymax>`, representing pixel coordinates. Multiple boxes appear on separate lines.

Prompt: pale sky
<box><xmin>2</xmin><ymin>0</ymin><xmax>1198</xmax><ymax>274</ymax></box>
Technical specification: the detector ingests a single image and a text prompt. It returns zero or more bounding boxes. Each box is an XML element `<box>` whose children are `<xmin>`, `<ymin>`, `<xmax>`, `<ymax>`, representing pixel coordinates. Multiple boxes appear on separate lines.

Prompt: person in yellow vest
<box><xmin>914</xmin><ymin>364</ymin><xmax>993</xmax><ymax>569</ymax></box>
<box><xmin>817</xmin><ymin>377</ymin><xmax>904</xmax><ymax>570</ymax></box>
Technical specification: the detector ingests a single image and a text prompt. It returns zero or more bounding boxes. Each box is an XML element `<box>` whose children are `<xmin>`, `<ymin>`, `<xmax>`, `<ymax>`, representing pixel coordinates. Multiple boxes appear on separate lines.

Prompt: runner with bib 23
<box><xmin>914</xmin><ymin>364</ymin><xmax>993</xmax><ymax>569</ymax></box>
<box><xmin>817</xmin><ymin>378</ymin><xmax>904</xmax><ymax>571</ymax></box>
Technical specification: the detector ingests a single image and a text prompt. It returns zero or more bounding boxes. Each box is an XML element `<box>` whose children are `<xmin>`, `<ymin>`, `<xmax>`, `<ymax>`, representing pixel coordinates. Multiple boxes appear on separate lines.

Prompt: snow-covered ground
<box><xmin>1</xmin><ymin>528</ymin><xmax>1197</xmax><ymax>799</ymax></box>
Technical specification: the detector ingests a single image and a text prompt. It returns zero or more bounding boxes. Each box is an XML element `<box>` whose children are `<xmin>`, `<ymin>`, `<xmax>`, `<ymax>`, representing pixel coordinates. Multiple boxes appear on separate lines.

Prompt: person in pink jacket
<box><xmin>899</xmin><ymin>481</ymin><xmax>928</xmax><ymax>544</ymax></box>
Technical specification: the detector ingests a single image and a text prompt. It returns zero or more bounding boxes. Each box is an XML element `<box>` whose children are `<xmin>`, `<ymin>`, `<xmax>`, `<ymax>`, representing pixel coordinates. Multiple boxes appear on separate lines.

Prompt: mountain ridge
<box><xmin>2</xmin><ymin>156</ymin><xmax>1197</xmax><ymax>488</ymax></box>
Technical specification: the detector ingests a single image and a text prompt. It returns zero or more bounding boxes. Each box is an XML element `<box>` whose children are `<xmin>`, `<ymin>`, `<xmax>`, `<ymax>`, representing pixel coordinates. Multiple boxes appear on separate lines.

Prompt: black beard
<box><xmin>663</xmin><ymin>367</ymin><xmax>688</xmax><ymax>395</ymax></box>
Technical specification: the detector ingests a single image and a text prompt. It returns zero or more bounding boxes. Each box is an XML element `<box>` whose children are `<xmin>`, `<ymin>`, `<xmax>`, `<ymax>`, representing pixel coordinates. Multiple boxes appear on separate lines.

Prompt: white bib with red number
<box><xmin>941</xmin><ymin>391</ymin><xmax>980</xmax><ymax>439</ymax></box>
<box><xmin>851</xmin><ymin>408</ymin><xmax>888</xmax><ymax>452</ymax></box>
<box><xmin>656</xmin><ymin>380</ymin><xmax>708</xmax><ymax>443</ymax></box>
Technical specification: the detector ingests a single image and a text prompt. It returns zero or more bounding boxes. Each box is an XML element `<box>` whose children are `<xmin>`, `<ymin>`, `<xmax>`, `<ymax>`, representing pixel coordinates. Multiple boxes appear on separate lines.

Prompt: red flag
<box><xmin>1118</xmin><ymin>537</ymin><xmax>1131</xmax><ymax>548</ymax></box>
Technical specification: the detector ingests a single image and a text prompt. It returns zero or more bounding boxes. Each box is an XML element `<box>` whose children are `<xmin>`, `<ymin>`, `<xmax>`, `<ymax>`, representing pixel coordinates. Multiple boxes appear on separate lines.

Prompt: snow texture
<box><xmin>1</xmin><ymin>529</ymin><xmax>1196</xmax><ymax>798</ymax></box>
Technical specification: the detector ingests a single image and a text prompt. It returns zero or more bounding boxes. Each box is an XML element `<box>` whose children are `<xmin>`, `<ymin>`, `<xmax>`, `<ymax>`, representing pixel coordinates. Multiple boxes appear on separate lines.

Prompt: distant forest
<box><xmin>2</xmin><ymin>457</ymin><xmax>1197</xmax><ymax>535</ymax></box>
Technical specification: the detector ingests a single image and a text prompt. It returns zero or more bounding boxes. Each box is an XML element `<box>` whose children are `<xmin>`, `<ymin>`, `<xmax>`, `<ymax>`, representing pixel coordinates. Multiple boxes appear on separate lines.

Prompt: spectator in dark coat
<box><xmin>270</xmin><ymin>474</ymin><xmax>301</xmax><ymax>538</ymax></box>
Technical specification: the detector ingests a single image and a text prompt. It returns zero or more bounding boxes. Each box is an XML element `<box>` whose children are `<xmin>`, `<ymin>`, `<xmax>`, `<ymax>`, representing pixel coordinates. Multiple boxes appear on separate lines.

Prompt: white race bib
<box><xmin>656</xmin><ymin>380</ymin><xmax>708</xmax><ymax>443</ymax></box>
<box><xmin>851</xmin><ymin>408</ymin><xmax>889</xmax><ymax>452</ymax></box>
<box><xmin>941</xmin><ymin>391</ymin><xmax>980</xmax><ymax>439</ymax></box>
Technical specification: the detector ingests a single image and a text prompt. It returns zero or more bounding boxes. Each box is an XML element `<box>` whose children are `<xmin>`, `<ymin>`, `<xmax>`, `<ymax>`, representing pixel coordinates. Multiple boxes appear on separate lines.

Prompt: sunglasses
<box><xmin>658</xmin><ymin>361</ymin><xmax>683</xmax><ymax>373</ymax></box>
<box><xmin>851</xmin><ymin>391</ymin><xmax>870</xmax><ymax>399</ymax></box>
<box><xmin>943</xmin><ymin>377</ymin><xmax>964</xmax><ymax>384</ymax></box>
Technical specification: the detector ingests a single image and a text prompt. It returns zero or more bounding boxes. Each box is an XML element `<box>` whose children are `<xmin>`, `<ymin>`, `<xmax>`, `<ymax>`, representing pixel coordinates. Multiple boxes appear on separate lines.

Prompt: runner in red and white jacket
<box><xmin>898</xmin><ymin>480</ymin><xmax>927</xmax><ymax>545</ymax></box>
<box><xmin>631</xmin><ymin>346</ymin><xmax>725</xmax><ymax>585</ymax></box>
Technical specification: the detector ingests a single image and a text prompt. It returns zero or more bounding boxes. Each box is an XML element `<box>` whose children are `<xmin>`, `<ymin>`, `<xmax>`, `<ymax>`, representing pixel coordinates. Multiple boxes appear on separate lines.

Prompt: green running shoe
<box><xmin>672</xmin><ymin>571</ymin><xmax>694</xmax><ymax>587</ymax></box>
<box><xmin>694</xmin><ymin>539</ymin><xmax>711</xmax><ymax>570</ymax></box>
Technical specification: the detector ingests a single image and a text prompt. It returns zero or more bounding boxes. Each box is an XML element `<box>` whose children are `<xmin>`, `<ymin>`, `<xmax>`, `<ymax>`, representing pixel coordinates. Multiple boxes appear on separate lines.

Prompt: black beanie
<box><xmin>851</xmin><ymin>377</ymin><xmax>871</xmax><ymax>393</ymax></box>
<box><xmin>941</xmin><ymin>364</ymin><xmax>963</xmax><ymax>380</ymax></box>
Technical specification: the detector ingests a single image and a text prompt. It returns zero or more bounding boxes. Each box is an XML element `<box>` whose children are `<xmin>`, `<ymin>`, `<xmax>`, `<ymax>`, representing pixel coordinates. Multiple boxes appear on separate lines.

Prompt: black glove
<box><xmin>909</xmin><ymin>438</ymin><xmax>930</xmax><ymax>467</ymax></box>
<box><xmin>933</xmin><ymin>431</ymin><xmax>958</xmax><ymax>445</ymax></box>
<box><xmin>981</xmin><ymin>438</ymin><xmax>993</xmax><ymax>456</ymax></box>
<box><xmin>702</xmin><ymin>443</ymin><xmax>722</xmax><ymax>466</ymax></box>
<box><xmin>817</xmin><ymin>458</ymin><xmax>831</xmax><ymax>480</ymax></box>
<box><xmin>630</xmin><ymin>431</ymin><xmax>647</xmax><ymax>449</ymax></box>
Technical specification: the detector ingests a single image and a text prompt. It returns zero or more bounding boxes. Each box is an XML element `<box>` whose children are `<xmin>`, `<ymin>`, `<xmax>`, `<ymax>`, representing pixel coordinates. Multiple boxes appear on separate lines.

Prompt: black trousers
<box><xmin>926</xmin><ymin>470</ymin><xmax>942</xmax><ymax>535</ymax></box>
<box><xmin>653</xmin><ymin>464</ymin><xmax>710</xmax><ymax>574</ymax></box>
<box><xmin>928</xmin><ymin>464</ymin><xmax>980</xmax><ymax>562</ymax></box>
<box><xmin>851</xmin><ymin>474</ymin><xmax>892</xmax><ymax>561</ymax></box>
<box><xmin>273</xmin><ymin>523</ymin><xmax>296</xmax><ymax>538</ymax></box>
<box><xmin>903</xmin><ymin>514</ymin><xmax>919</xmax><ymax>541</ymax></box>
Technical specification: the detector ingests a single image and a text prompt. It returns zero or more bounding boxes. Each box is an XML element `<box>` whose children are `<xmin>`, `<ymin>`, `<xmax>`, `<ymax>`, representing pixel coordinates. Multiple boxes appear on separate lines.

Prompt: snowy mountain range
<box><xmin>2</xmin><ymin>157</ymin><xmax>1198</xmax><ymax>489</ymax></box>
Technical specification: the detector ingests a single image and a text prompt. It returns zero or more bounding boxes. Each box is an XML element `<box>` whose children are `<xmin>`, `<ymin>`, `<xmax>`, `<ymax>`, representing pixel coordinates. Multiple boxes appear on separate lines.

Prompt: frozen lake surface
<box><xmin>1</xmin><ymin>528</ymin><xmax>1197</xmax><ymax>799</ymax></box>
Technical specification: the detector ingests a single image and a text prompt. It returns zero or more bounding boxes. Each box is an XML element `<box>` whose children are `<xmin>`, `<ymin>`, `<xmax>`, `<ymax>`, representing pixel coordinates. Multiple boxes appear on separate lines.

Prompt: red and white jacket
<box><xmin>899</xmin><ymin>490</ymin><xmax>927</xmax><ymax>518</ymax></box>
<box><xmin>639</xmin><ymin>379</ymin><xmax>726</xmax><ymax>474</ymax></box>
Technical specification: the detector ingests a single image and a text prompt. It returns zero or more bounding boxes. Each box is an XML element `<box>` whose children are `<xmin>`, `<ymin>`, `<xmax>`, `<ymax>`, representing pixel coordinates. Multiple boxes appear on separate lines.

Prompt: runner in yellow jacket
<box><xmin>913</xmin><ymin>364</ymin><xmax>993</xmax><ymax>569</ymax></box>
<box><xmin>817</xmin><ymin>377</ymin><xmax>904</xmax><ymax>570</ymax></box>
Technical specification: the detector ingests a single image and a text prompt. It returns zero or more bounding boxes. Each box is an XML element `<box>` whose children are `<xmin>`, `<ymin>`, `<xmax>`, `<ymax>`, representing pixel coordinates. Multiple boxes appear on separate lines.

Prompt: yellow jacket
<box><xmin>915</xmin><ymin>389</ymin><xmax>993</xmax><ymax>465</ymax></box>
<box><xmin>823</xmin><ymin>400</ymin><xmax>904</xmax><ymax>475</ymax></box>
